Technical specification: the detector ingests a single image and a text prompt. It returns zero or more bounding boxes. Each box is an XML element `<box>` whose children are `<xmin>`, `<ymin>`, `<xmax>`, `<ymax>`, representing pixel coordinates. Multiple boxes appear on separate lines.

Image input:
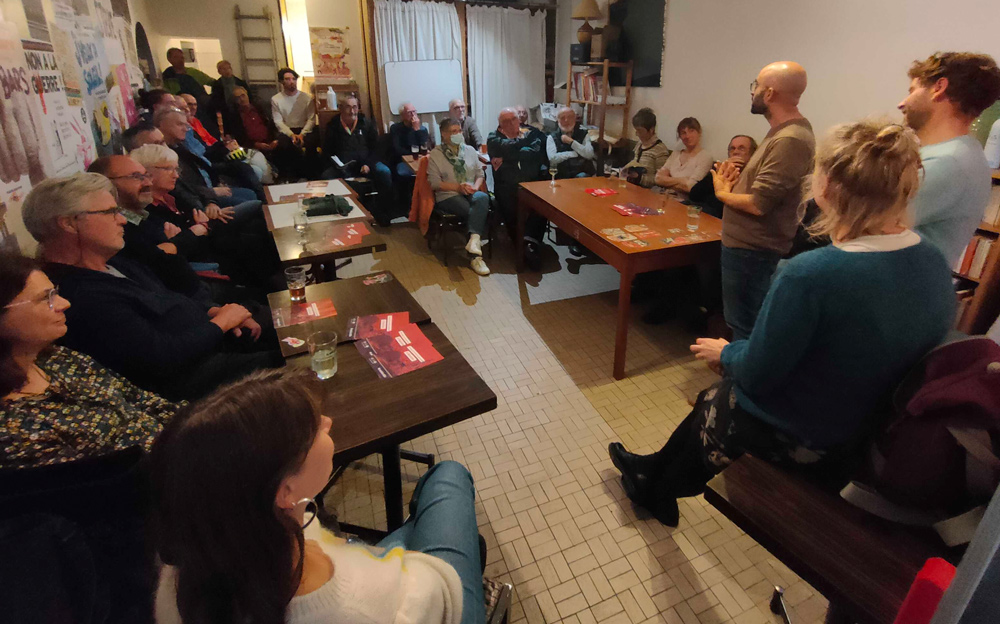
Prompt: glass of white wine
<box><xmin>550</xmin><ymin>165</ymin><xmax>558</xmax><ymax>187</ymax></box>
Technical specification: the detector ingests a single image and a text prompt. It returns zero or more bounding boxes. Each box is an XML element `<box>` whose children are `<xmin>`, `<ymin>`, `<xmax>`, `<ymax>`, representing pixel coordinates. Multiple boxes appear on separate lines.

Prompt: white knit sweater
<box><xmin>155</xmin><ymin>523</ymin><xmax>464</xmax><ymax>624</ymax></box>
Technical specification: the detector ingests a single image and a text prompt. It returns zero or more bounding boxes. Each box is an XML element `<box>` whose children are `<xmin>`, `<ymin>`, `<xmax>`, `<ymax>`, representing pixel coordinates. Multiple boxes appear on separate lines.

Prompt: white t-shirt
<box><xmin>657</xmin><ymin>148</ymin><xmax>714</xmax><ymax>189</ymax></box>
<box><xmin>274</xmin><ymin>91</ymin><xmax>299</xmax><ymax>121</ymax></box>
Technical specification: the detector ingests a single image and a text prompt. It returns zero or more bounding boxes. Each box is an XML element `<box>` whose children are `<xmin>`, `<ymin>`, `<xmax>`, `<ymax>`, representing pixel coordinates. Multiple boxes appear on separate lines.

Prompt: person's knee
<box><xmin>429</xmin><ymin>460</ymin><xmax>474</xmax><ymax>488</ymax></box>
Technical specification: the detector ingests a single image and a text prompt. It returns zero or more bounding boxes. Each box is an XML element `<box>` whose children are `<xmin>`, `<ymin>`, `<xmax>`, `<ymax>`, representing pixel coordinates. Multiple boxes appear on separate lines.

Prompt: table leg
<box><xmin>516</xmin><ymin>194</ymin><xmax>527</xmax><ymax>273</ymax></box>
<box><xmin>382</xmin><ymin>445</ymin><xmax>405</xmax><ymax>531</ymax></box>
<box><xmin>613</xmin><ymin>263</ymin><xmax>634</xmax><ymax>380</ymax></box>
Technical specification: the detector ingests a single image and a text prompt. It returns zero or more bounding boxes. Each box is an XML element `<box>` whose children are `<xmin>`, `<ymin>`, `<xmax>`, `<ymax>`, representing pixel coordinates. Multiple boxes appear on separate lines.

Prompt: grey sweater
<box><xmin>426</xmin><ymin>144</ymin><xmax>484</xmax><ymax>203</ymax></box>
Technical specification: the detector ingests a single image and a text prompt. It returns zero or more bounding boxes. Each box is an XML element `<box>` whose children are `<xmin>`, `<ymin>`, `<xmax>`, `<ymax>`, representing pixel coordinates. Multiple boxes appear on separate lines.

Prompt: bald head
<box><xmin>498</xmin><ymin>107</ymin><xmax>520</xmax><ymax>138</ymax></box>
<box><xmin>758</xmin><ymin>61</ymin><xmax>807</xmax><ymax>103</ymax></box>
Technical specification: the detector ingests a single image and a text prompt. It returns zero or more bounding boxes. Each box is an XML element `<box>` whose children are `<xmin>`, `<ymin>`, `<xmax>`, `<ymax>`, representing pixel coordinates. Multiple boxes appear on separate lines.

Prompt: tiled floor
<box><xmin>326</xmin><ymin>223</ymin><xmax>829</xmax><ymax>624</ymax></box>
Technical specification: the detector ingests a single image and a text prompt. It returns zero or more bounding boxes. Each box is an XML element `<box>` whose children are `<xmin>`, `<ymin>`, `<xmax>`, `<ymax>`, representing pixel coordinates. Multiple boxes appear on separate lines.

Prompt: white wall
<box><xmin>305</xmin><ymin>0</ymin><xmax>370</xmax><ymax>114</ymax></box>
<box><xmin>556</xmin><ymin>0</ymin><xmax>1000</xmax><ymax>157</ymax></box>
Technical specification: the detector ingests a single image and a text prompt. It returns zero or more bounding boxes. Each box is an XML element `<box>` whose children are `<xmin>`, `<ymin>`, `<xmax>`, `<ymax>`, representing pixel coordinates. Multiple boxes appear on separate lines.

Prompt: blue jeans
<box><xmin>377</xmin><ymin>461</ymin><xmax>485</xmax><ymax>624</ymax></box>
<box><xmin>395</xmin><ymin>161</ymin><xmax>415</xmax><ymax>178</ymax></box>
<box><xmin>720</xmin><ymin>245</ymin><xmax>781</xmax><ymax>341</ymax></box>
<box><xmin>435</xmin><ymin>192</ymin><xmax>490</xmax><ymax>237</ymax></box>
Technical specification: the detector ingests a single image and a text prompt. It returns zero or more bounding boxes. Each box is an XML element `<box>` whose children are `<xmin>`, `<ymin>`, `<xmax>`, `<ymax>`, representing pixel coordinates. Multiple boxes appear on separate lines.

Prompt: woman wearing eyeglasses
<box><xmin>0</xmin><ymin>254</ymin><xmax>179</xmax><ymax>469</ymax></box>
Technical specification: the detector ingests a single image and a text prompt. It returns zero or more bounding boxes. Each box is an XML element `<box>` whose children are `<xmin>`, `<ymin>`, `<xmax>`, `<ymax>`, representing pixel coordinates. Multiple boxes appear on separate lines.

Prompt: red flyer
<box><xmin>324</xmin><ymin>221</ymin><xmax>370</xmax><ymax>248</ymax></box>
<box><xmin>271</xmin><ymin>298</ymin><xmax>338</xmax><ymax>328</ymax></box>
<box><xmin>346</xmin><ymin>312</ymin><xmax>410</xmax><ymax>340</ymax></box>
<box><xmin>355</xmin><ymin>323</ymin><xmax>443</xmax><ymax>379</ymax></box>
<box><xmin>585</xmin><ymin>188</ymin><xmax>618</xmax><ymax>197</ymax></box>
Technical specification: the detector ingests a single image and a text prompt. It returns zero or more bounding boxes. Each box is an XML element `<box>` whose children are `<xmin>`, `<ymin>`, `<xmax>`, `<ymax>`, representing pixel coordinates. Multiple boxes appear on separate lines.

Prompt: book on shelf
<box><xmin>986</xmin><ymin>183</ymin><xmax>1000</xmax><ymax>226</ymax></box>
<box><xmin>956</xmin><ymin>234</ymin><xmax>996</xmax><ymax>280</ymax></box>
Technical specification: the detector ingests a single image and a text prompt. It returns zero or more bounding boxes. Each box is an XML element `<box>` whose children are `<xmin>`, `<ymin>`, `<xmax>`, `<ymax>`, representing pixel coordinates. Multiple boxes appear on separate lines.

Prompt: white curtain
<box><xmin>374</xmin><ymin>0</ymin><xmax>462</xmax><ymax>130</ymax></box>
<box><xmin>467</xmin><ymin>5</ymin><xmax>546</xmax><ymax>135</ymax></box>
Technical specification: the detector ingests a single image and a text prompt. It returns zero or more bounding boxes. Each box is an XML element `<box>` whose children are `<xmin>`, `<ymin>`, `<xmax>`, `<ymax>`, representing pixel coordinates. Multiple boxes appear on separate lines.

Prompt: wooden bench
<box><xmin>704</xmin><ymin>455</ymin><xmax>960</xmax><ymax>624</ymax></box>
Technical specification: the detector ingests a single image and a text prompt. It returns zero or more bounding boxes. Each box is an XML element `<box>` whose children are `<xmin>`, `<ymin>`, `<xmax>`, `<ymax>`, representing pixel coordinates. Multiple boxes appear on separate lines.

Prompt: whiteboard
<box><xmin>384</xmin><ymin>59</ymin><xmax>463</xmax><ymax>114</ymax></box>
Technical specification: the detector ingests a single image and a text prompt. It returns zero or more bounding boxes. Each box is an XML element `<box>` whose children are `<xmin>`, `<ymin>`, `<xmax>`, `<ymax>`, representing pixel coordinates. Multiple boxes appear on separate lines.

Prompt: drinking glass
<box><xmin>603</xmin><ymin>162</ymin><xmax>614</xmax><ymax>177</ymax></box>
<box><xmin>550</xmin><ymin>166</ymin><xmax>558</xmax><ymax>187</ymax></box>
<box><xmin>284</xmin><ymin>266</ymin><xmax>307</xmax><ymax>303</ymax></box>
<box><xmin>618</xmin><ymin>168</ymin><xmax>629</xmax><ymax>189</ymax></box>
<box><xmin>293</xmin><ymin>211</ymin><xmax>308</xmax><ymax>240</ymax></box>
<box><xmin>410</xmin><ymin>144</ymin><xmax>419</xmax><ymax>158</ymax></box>
<box><xmin>686</xmin><ymin>205</ymin><xmax>702</xmax><ymax>232</ymax></box>
<box><xmin>308</xmin><ymin>331</ymin><xmax>338</xmax><ymax>380</ymax></box>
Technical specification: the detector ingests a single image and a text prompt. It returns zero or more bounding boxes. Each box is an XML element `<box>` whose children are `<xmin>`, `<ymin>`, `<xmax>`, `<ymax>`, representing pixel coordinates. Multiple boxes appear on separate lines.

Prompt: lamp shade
<box><xmin>572</xmin><ymin>0</ymin><xmax>602</xmax><ymax>20</ymax></box>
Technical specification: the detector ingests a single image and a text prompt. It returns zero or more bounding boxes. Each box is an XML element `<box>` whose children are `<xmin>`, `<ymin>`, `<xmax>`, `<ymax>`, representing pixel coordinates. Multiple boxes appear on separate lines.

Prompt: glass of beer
<box><xmin>284</xmin><ymin>266</ymin><xmax>307</xmax><ymax>303</ymax></box>
<box><xmin>308</xmin><ymin>331</ymin><xmax>338</xmax><ymax>380</ymax></box>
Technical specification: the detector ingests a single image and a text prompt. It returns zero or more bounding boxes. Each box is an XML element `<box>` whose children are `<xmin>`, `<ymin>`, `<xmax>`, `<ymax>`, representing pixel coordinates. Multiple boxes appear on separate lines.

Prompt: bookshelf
<box><xmin>956</xmin><ymin>175</ymin><xmax>1000</xmax><ymax>333</ymax></box>
<box><xmin>566</xmin><ymin>59</ymin><xmax>633</xmax><ymax>148</ymax></box>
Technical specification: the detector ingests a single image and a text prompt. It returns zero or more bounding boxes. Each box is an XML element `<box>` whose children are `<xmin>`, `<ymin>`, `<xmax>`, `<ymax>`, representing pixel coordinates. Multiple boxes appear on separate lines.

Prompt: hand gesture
<box><xmin>360</xmin><ymin>165</ymin><xmax>371</xmax><ymax>175</ymax></box>
<box><xmin>460</xmin><ymin>183</ymin><xmax>476</xmax><ymax>196</ymax></box>
<box><xmin>163</xmin><ymin>222</ymin><xmax>182</xmax><ymax>239</ymax></box>
<box><xmin>193</xmin><ymin>209</ymin><xmax>210</xmax><ymax>225</ymax></box>
<box><xmin>292</xmin><ymin>134</ymin><xmax>305</xmax><ymax>147</ymax></box>
<box><xmin>208</xmin><ymin>303</ymin><xmax>252</xmax><ymax>332</ymax></box>
<box><xmin>189</xmin><ymin>223</ymin><xmax>209</xmax><ymax>236</ymax></box>
<box><xmin>213</xmin><ymin>186</ymin><xmax>233</xmax><ymax>197</ymax></box>
<box><xmin>156</xmin><ymin>242</ymin><xmax>178</xmax><ymax>255</ymax></box>
<box><xmin>690</xmin><ymin>337</ymin><xmax>729</xmax><ymax>373</ymax></box>
<box><xmin>560</xmin><ymin>134</ymin><xmax>574</xmax><ymax>145</ymax></box>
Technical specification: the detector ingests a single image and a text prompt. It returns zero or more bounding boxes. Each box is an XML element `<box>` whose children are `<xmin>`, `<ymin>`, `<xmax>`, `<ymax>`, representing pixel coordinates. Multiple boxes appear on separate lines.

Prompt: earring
<box><xmin>293</xmin><ymin>497</ymin><xmax>318</xmax><ymax>529</ymax></box>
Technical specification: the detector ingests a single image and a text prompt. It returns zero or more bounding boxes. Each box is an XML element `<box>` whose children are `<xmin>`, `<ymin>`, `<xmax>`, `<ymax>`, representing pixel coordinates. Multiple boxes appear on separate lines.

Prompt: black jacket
<box><xmin>46</xmin><ymin>257</ymin><xmax>224</xmax><ymax>397</ymax></box>
<box><xmin>323</xmin><ymin>114</ymin><xmax>381</xmax><ymax>176</ymax></box>
<box><xmin>487</xmin><ymin>127</ymin><xmax>546</xmax><ymax>185</ymax></box>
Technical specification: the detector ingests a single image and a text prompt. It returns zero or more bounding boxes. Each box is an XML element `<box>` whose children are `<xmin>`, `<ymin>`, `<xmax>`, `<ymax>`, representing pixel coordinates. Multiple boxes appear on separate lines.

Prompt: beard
<box><xmin>902</xmin><ymin>107</ymin><xmax>930</xmax><ymax>132</ymax></box>
<box><xmin>750</xmin><ymin>92</ymin><xmax>768</xmax><ymax>116</ymax></box>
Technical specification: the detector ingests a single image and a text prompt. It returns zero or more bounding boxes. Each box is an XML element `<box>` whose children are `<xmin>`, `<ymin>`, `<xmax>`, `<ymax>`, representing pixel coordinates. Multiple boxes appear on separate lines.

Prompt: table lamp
<box><xmin>572</xmin><ymin>0</ymin><xmax>602</xmax><ymax>44</ymax></box>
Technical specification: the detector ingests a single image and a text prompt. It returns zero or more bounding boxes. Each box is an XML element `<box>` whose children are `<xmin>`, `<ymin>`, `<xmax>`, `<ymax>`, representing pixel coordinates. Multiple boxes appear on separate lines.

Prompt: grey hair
<box><xmin>398</xmin><ymin>101</ymin><xmax>414</xmax><ymax>115</ymax></box>
<box><xmin>448</xmin><ymin>98</ymin><xmax>464</xmax><ymax>109</ymax></box>
<box><xmin>498</xmin><ymin>107</ymin><xmax>518</xmax><ymax>121</ymax></box>
<box><xmin>153</xmin><ymin>106</ymin><xmax>186</xmax><ymax>127</ymax></box>
<box><xmin>21</xmin><ymin>173</ymin><xmax>114</xmax><ymax>242</ymax></box>
<box><xmin>129</xmin><ymin>144</ymin><xmax>178</xmax><ymax>169</ymax></box>
<box><xmin>339</xmin><ymin>94</ymin><xmax>359</xmax><ymax>108</ymax></box>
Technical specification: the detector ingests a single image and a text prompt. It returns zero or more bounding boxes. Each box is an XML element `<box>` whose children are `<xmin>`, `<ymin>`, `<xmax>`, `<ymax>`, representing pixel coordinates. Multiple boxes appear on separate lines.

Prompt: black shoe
<box><xmin>621</xmin><ymin>472</ymin><xmax>680</xmax><ymax>527</ymax></box>
<box><xmin>608</xmin><ymin>442</ymin><xmax>656</xmax><ymax>480</ymax></box>
<box><xmin>568</xmin><ymin>243</ymin><xmax>586</xmax><ymax>257</ymax></box>
<box><xmin>524</xmin><ymin>242</ymin><xmax>542</xmax><ymax>271</ymax></box>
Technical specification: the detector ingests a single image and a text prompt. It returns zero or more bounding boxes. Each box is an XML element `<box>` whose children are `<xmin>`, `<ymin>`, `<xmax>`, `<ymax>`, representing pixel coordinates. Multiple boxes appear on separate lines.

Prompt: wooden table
<box><xmin>271</xmin><ymin>219</ymin><xmax>387</xmax><ymax>280</ymax></box>
<box><xmin>267</xmin><ymin>271</ymin><xmax>431</xmax><ymax>358</ymax></box>
<box><xmin>517</xmin><ymin>176</ymin><xmax>723</xmax><ymax>379</ymax></box>
<box><xmin>288</xmin><ymin>323</ymin><xmax>497</xmax><ymax>529</ymax></box>
<box><xmin>705</xmin><ymin>455</ymin><xmax>957</xmax><ymax>624</ymax></box>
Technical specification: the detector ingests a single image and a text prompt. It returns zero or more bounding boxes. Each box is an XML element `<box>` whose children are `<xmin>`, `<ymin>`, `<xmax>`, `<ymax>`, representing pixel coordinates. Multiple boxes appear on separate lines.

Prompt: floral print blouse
<box><xmin>1</xmin><ymin>346</ymin><xmax>179</xmax><ymax>469</ymax></box>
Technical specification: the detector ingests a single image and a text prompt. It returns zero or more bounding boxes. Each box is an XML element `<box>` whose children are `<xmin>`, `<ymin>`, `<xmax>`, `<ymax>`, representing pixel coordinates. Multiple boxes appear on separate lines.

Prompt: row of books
<box><xmin>956</xmin><ymin>234</ymin><xmax>996</xmax><ymax>280</ymax></box>
<box><xmin>572</xmin><ymin>69</ymin><xmax>602</xmax><ymax>103</ymax></box>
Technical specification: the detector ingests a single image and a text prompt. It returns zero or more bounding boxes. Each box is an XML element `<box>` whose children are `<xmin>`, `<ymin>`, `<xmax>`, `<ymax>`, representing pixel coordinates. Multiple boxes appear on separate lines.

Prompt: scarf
<box><xmin>441</xmin><ymin>144</ymin><xmax>467</xmax><ymax>182</ymax></box>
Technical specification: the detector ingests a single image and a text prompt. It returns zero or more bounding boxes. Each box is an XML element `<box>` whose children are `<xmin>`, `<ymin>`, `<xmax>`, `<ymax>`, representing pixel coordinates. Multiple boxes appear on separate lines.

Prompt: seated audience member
<box><xmin>688</xmin><ymin>135</ymin><xmax>758</xmax><ymax>218</ymax></box>
<box><xmin>320</xmin><ymin>95</ymin><xmax>395</xmax><ymax>225</ymax></box>
<box><xmin>487</xmin><ymin>108</ymin><xmax>547</xmax><ymax>267</ymax></box>
<box><xmin>449</xmin><ymin>98</ymin><xmax>484</xmax><ymax>148</ymax></box>
<box><xmin>179</xmin><ymin>92</ymin><xmax>272</xmax><ymax>185</ymax></box>
<box><xmin>546</xmin><ymin>107</ymin><xmax>595</xmax><ymax>178</ymax></box>
<box><xmin>389</xmin><ymin>102</ymin><xmax>432</xmax><ymax>179</ymax></box>
<box><xmin>271</xmin><ymin>67</ymin><xmax>319</xmax><ymax>180</ymax></box>
<box><xmin>87</xmin><ymin>155</ymin><xmax>206</xmax><ymax>297</ymax></box>
<box><xmin>139</xmin><ymin>88</ymin><xmax>175</xmax><ymax>122</ymax></box>
<box><xmin>21</xmin><ymin>174</ymin><xmax>281</xmax><ymax>401</ymax></box>
<box><xmin>227</xmin><ymin>86</ymin><xmax>279</xmax><ymax>162</ymax></box>
<box><xmin>128</xmin><ymin>141</ymin><xmax>281</xmax><ymax>292</ymax></box>
<box><xmin>899</xmin><ymin>51</ymin><xmax>1000</xmax><ymax>267</ymax></box>
<box><xmin>151</xmin><ymin>368</ymin><xmax>483</xmax><ymax>624</ymax></box>
<box><xmin>609</xmin><ymin>120</ymin><xmax>956</xmax><ymax>526</ymax></box>
<box><xmin>654</xmin><ymin>117</ymin><xmax>713</xmax><ymax>195</ymax></box>
<box><xmin>0</xmin><ymin>255</ymin><xmax>179</xmax><ymax>470</ymax></box>
<box><xmin>514</xmin><ymin>105</ymin><xmax>547</xmax><ymax>145</ymax></box>
<box><xmin>154</xmin><ymin>107</ymin><xmax>263</xmax><ymax>221</ymax></box>
<box><xmin>621</xmin><ymin>108</ymin><xmax>670</xmax><ymax>188</ymax></box>
<box><xmin>427</xmin><ymin>118</ymin><xmax>491</xmax><ymax>276</ymax></box>
<box><xmin>208</xmin><ymin>59</ymin><xmax>250</xmax><ymax>122</ymax></box>
<box><xmin>122</xmin><ymin>121</ymin><xmax>164</xmax><ymax>152</ymax></box>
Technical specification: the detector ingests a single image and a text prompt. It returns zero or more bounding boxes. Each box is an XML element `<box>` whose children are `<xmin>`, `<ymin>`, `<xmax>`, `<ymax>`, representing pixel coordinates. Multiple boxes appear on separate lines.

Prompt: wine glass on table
<box><xmin>550</xmin><ymin>165</ymin><xmax>558</xmax><ymax>187</ymax></box>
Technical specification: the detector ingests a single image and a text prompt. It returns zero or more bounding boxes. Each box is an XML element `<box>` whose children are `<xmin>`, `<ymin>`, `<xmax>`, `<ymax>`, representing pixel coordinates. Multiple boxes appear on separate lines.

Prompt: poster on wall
<box><xmin>309</xmin><ymin>27</ymin><xmax>352</xmax><ymax>80</ymax></box>
<box><xmin>22</xmin><ymin>38</ymin><xmax>97</xmax><ymax>174</ymax></box>
<box><xmin>0</xmin><ymin>21</ymin><xmax>55</xmax><ymax>206</ymax></box>
<box><xmin>49</xmin><ymin>0</ymin><xmax>86</xmax><ymax>104</ymax></box>
<box><xmin>69</xmin><ymin>21</ymin><xmax>121</xmax><ymax>156</ymax></box>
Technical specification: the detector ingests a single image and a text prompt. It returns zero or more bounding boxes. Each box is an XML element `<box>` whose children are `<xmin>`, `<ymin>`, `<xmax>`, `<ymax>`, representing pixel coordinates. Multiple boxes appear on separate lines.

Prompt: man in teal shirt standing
<box><xmin>898</xmin><ymin>52</ymin><xmax>1000</xmax><ymax>267</ymax></box>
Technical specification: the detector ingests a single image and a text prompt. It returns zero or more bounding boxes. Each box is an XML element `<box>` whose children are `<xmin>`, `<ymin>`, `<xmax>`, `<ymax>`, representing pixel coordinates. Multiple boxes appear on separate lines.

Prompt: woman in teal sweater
<box><xmin>608</xmin><ymin>120</ymin><xmax>956</xmax><ymax>526</ymax></box>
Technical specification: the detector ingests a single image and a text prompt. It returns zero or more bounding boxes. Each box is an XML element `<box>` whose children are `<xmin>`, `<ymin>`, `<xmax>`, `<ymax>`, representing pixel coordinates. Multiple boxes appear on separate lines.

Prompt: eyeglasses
<box><xmin>75</xmin><ymin>207</ymin><xmax>125</xmax><ymax>218</ymax></box>
<box><xmin>4</xmin><ymin>287</ymin><xmax>60</xmax><ymax>311</ymax></box>
<box><xmin>153</xmin><ymin>165</ymin><xmax>181</xmax><ymax>174</ymax></box>
<box><xmin>109</xmin><ymin>172</ymin><xmax>152</xmax><ymax>182</ymax></box>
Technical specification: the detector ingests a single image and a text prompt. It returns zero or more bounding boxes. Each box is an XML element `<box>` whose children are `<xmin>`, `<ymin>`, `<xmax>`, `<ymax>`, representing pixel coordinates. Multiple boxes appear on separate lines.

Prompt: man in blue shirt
<box><xmin>898</xmin><ymin>52</ymin><xmax>1000</xmax><ymax>267</ymax></box>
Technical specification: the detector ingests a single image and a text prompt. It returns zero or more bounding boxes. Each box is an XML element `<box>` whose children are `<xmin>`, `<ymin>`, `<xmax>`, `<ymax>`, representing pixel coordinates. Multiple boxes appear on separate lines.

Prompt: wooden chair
<box><xmin>704</xmin><ymin>455</ymin><xmax>958</xmax><ymax>624</ymax></box>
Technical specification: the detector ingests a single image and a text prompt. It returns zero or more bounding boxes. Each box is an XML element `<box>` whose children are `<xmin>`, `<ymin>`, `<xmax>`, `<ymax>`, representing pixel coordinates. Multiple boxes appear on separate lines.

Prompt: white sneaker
<box><xmin>470</xmin><ymin>256</ymin><xmax>491</xmax><ymax>276</ymax></box>
<box><xmin>465</xmin><ymin>234</ymin><xmax>483</xmax><ymax>256</ymax></box>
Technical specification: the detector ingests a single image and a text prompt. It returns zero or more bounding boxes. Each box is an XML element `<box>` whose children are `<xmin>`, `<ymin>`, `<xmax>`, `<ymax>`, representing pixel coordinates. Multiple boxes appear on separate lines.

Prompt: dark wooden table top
<box><xmin>267</xmin><ymin>271</ymin><xmax>431</xmax><ymax>357</ymax></box>
<box><xmin>288</xmin><ymin>323</ymin><xmax>497</xmax><ymax>465</ymax></box>
<box><xmin>704</xmin><ymin>455</ymin><xmax>958</xmax><ymax>624</ymax></box>
<box><xmin>271</xmin><ymin>219</ymin><xmax>387</xmax><ymax>268</ymax></box>
<box><xmin>520</xmin><ymin>176</ymin><xmax>723</xmax><ymax>254</ymax></box>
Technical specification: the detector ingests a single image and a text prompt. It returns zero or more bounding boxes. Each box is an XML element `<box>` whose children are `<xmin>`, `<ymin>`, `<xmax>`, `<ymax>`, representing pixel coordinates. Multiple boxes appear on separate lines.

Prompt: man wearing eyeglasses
<box><xmin>709</xmin><ymin>61</ymin><xmax>815</xmax><ymax>341</ymax></box>
<box><xmin>22</xmin><ymin>173</ymin><xmax>282</xmax><ymax>401</ymax></box>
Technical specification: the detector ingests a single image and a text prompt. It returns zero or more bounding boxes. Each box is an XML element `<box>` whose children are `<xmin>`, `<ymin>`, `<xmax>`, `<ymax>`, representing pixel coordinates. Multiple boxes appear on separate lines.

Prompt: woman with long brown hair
<box><xmin>152</xmin><ymin>368</ymin><xmax>484</xmax><ymax>624</ymax></box>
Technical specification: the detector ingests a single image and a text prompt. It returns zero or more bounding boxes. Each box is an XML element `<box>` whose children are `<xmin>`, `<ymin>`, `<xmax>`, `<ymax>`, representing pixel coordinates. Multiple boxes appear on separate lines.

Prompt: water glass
<box><xmin>686</xmin><ymin>205</ymin><xmax>702</xmax><ymax>232</ymax></box>
<box><xmin>293</xmin><ymin>211</ymin><xmax>308</xmax><ymax>238</ymax></box>
<box><xmin>284</xmin><ymin>266</ymin><xmax>307</xmax><ymax>303</ymax></box>
<box><xmin>618</xmin><ymin>168</ymin><xmax>629</xmax><ymax>189</ymax></box>
<box><xmin>308</xmin><ymin>331</ymin><xmax>338</xmax><ymax>380</ymax></box>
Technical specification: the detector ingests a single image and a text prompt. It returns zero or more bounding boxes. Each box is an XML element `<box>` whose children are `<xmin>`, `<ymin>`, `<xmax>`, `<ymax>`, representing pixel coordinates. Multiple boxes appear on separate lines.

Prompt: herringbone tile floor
<box><xmin>325</xmin><ymin>223</ymin><xmax>828</xmax><ymax>624</ymax></box>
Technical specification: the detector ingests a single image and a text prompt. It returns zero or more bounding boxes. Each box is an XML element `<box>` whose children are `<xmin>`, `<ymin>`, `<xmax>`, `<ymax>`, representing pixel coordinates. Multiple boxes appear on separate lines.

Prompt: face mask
<box><xmin>449</xmin><ymin>133</ymin><xmax>464</xmax><ymax>146</ymax></box>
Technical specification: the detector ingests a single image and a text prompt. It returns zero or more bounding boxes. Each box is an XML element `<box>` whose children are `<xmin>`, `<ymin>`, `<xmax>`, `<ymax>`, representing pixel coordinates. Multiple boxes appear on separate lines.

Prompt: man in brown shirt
<box><xmin>711</xmin><ymin>61</ymin><xmax>815</xmax><ymax>340</ymax></box>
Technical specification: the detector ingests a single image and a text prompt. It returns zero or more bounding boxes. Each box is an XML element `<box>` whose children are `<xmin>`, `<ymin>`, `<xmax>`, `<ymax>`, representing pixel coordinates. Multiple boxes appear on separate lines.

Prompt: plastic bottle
<box><xmin>326</xmin><ymin>87</ymin><xmax>336</xmax><ymax>110</ymax></box>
